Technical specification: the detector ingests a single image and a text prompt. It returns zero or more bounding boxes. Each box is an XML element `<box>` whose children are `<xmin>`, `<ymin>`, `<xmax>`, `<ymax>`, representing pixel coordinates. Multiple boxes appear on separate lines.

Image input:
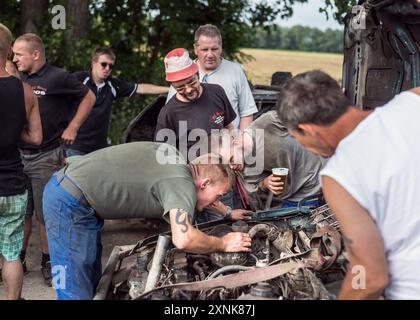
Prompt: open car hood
<box><xmin>343</xmin><ymin>0</ymin><xmax>420</xmax><ymax>109</ymax></box>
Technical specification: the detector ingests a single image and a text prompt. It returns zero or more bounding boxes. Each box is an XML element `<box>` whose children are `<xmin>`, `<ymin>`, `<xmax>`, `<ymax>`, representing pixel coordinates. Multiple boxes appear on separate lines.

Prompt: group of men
<box><xmin>1</xmin><ymin>20</ymin><xmax>420</xmax><ymax>301</ymax></box>
<box><xmin>0</xmin><ymin>22</ymin><xmax>168</xmax><ymax>299</ymax></box>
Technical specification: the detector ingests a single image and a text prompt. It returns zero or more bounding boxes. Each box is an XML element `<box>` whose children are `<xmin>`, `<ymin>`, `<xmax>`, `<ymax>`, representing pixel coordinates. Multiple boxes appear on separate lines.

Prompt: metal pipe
<box><xmin>144</xmin><ymin>234</ymin><xmax>171</xmax><ymax>291</ymax></box>
<box><xmin>94</xmin><ymin>244</ymin><xmax>137</xmax><ymax>300</ymax></box>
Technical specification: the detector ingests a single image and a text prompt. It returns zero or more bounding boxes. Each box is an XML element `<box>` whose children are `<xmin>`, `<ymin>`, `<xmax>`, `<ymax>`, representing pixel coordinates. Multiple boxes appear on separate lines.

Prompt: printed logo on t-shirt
<box><xmin>31</xmin><ymin>85</ymin><xmax>47</xmax><ymax>98</ymax></box>
<box><xmin>211</xmin><ymin>111</ymin><xmax>225</xmax><ymax>126</ymax></box>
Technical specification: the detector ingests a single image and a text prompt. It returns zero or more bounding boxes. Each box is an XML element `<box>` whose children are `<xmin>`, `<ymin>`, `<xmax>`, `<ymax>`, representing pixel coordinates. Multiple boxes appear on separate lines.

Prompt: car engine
<box><xmin>95</xmin><ymin>205</ymin><xmax>347</xmax><ymax>300</ymax></box>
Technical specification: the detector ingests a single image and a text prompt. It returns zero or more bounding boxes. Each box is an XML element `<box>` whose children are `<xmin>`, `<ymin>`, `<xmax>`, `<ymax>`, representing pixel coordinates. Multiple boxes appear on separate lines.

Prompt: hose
<box><xmin>208</xmin><ymin>265</ymin><xmax>253</xmax><ymax>279</ymax></box>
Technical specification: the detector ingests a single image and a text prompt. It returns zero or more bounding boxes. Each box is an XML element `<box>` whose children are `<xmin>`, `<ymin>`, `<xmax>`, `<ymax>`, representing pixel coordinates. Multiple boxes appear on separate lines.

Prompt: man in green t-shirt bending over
<box><xmin>42</xmin><ymin>141</ymin><xmax>251</xmax><ymax>300</ymax></box>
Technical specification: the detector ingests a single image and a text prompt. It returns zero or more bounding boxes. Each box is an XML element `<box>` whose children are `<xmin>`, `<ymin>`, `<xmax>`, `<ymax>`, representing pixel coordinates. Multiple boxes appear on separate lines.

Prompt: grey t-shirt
<box><xmin>65</xmin><ymin>142</ymin><xmax>196</xmax><ymax>220</ymax></box>
<box><xmin>243</xmin><ymin>111</ymin><xmax>324</xmax><ymax>210</ymax></box>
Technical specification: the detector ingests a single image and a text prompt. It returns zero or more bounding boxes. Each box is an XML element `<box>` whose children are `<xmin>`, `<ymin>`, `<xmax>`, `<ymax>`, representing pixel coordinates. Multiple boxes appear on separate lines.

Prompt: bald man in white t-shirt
<box><xmin>277</xmin><ymin>70</ymin><xmax>420</xmax><ymax>300</ymax></box>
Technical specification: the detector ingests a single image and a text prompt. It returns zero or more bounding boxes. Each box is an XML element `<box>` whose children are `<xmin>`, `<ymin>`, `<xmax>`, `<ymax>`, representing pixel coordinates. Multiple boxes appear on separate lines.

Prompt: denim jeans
<box><xmin>43</xmin><ymin>174</ymin><xmax>103</xmax><ymax>300</ymax></box>
<box><xmin>281</xmin><ymin>199</ymin><xmax>320</xmax><ymax>209</ymax></box>
<box><xmin>65</xmin><ymin>148</ymin><xmax>86</xmax><ymax>157</ymax></box>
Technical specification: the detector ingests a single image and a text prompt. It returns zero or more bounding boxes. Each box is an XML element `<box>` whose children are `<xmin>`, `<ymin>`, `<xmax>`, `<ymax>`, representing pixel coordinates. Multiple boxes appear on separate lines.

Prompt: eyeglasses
<box><xmin>173</xmin><ymin>77</ymin><xmax>199</xmax><ymax>92</ymax></box>
<box><xmin>100</xmin><ymin>62</ymin><xmax>114</xmax><ymax>70</ymax></box>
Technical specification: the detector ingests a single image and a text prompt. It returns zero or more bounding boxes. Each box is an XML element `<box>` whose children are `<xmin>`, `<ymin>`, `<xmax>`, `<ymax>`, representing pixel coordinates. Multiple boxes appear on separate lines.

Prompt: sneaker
<box><xmin>41</xmin><ymin>262</ymin><xmax>52</xmax><ymax>287</ymax></box>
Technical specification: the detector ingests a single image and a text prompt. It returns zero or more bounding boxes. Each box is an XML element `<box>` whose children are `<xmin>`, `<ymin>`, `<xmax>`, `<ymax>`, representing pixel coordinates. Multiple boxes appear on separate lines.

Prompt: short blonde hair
<box><xmin>15</xmin><ymin>33</ymin><xmax>45</xmax><ymax>56</ymax></box>
<box><xmin>0</xmin><ymin>23</ymin><xmax>13</xmax><ymax>59</ymax></box>
<box><xmin>190</xmin><ymin>153</ymin><xmax>234</xmax><ymax>189</ymax></box>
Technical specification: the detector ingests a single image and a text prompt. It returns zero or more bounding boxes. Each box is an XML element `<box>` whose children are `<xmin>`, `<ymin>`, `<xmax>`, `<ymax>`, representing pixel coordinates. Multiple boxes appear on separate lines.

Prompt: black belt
<box><xmin>56</xmin><ymin>170</ymin><xmax>89</xmax><ymax>206</ymax></box>
<box><xmin>21</xmin><ymin>141</ymin><xmax>60</xmax><ymax>155</ymax></box>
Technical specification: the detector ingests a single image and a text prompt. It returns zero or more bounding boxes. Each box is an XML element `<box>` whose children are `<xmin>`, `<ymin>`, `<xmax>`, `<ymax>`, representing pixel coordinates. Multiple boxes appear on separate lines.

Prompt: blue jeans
<box><xmin>43</xmin><ymin>174</ymin><xmax>103</xmax><ymax>300</ymax></box>
<box><xmin>281</xmin><ymin>199</ymin><xmax>320</xmax><ymax>209</ymax></box>
<box><xmin>65</xmin><ymin>148</ymin><xmax>86</xmax><ymax>157</ymax></box>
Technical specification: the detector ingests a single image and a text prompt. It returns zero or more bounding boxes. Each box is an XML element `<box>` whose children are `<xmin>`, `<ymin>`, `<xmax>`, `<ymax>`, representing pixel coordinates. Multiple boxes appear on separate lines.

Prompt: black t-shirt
<box><xmin>155</xmin><ymin>83</ymin><xmax>236</xmax><ymax>160</ymax></box>
<box><xmin>0</xmin><ymin>76</ymin><xmax>27</xmax><ymax>196</ymax></box>
<box><xmin>20</xmin><ymin>63</ymin><xmax>89</xmax><ymax>149</ymax></box>
<box><xmin>69</xmin><ymin>71</ymin><xmax>137</xmax><ymax>153</ymax></box>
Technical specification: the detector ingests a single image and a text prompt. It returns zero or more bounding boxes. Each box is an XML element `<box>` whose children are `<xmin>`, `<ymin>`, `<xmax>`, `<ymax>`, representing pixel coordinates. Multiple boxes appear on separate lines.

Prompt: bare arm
<box><xmin>136</xmin><ymin>83</ymin><xmax>169</xmax><ymax>95</ymax></box>
<box><xmin>322</xmin><ymin>176</ymin><xmax>389</xmax><ymax>300</ymax></box>
<box><xmin>169</xmin><ymin>208</ymin><xmax>251</xmax><ymax>253</ymax></box>
<box><xmin>239</xmin><ymin>115</ymin><xmax>253</xmax><ymax>131</ymax></box>
<box><xmin>21</xmin><ymin>83</ymin><xmax>42</xmax><ymax>145</ymax></box>
<box><xmin>409</xmin><ymin>87</ymin><xmax>420</xmax><ymax>95</ymax></box>
<box><xmin>61</xmin><ymin>89</ymin><xmax>96</xmax><ymax>145</ymax></box>
<box><xmin>207</xmin><ymin>201</ymin><xmax>253</xmax><ymax>221</ymax></box>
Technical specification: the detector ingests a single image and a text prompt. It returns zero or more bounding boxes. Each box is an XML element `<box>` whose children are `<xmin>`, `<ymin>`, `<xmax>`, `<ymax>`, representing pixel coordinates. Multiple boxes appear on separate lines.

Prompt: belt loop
<box><xmin>55</xmin><ymin>163</ymin><xmax>69</xmax><ymax>185</ymax></box>
<box><xmin>56</xmin><ymin>169</ymin><xmax>65</xmax><ymax>184</ymax></box>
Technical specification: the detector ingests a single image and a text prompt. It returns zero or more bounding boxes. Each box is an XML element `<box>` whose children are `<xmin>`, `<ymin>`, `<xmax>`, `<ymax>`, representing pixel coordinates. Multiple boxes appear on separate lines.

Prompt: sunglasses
<box><xmin>100</xmin><ymin>62</ymin><xmax>114</xmax><ymax>69</ymax></box>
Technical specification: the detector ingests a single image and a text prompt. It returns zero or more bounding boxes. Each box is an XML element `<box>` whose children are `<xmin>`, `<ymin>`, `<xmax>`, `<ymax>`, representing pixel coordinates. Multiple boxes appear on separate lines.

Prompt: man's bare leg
<box><xmin>1</xmin><ymin>256</ymin><xmax>23</xmax><ymax>300</ymax></box>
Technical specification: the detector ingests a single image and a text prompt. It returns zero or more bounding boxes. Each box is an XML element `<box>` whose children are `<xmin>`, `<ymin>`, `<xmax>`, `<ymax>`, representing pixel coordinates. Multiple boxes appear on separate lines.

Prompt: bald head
<box><xmin>0</xmin><ymin>23</ymin><xmax>13</xmax><ymax>60</ymax></box>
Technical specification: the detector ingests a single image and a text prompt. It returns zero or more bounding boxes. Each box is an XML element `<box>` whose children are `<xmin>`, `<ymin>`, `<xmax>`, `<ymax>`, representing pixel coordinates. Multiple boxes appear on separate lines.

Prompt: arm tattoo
<box><xmin>175</xmin><ymin>209</ymin><xmax>190</xmax><ymax>233</ymax></box>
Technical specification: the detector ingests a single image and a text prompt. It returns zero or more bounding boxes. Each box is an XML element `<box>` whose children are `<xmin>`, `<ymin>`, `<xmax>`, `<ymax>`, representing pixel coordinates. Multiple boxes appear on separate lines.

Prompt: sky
<box><xmin>274</xmin><ymin>0</ymin><xmax>344</xmax><ymax>30</ymax></box>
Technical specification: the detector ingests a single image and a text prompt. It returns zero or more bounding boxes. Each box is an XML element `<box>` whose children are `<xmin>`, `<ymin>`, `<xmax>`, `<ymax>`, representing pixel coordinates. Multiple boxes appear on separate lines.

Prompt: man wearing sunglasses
<box><xmin>68</xmin><ymin>47</ymin><xmax>169</xmax><ymax>156</ymax></box>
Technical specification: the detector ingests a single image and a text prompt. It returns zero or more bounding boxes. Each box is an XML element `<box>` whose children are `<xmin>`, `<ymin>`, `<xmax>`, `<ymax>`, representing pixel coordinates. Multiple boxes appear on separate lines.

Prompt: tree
<box><xmin>20</xmin><ymin>0</ymin><xmax>49</xmax><ymax>34</ymax></box>
<box><xmin>65</xmin><ymin>0</ymin><xmax>91</xmax><ymax>57</ymax></box>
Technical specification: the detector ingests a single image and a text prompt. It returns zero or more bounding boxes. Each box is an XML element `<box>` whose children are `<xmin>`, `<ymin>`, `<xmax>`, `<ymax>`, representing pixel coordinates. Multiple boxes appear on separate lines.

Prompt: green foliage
<box><xmin>319</xmin><ymin>0</ymin><xmax>357</xmax><ymax>24</ymax></box>
<box><xmin>251</xmin><ymin>25</ymin><xmax>344</xmax><ymax>53</ymax></box>
<box><xmin>0</xmin><ymin>0</ymin><xmax>20</xmax><ymax>30</ymax></box>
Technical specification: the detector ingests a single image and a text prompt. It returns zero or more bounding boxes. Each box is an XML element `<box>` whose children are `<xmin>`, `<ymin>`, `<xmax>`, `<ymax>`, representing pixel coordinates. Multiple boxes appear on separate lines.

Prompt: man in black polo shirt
<box><xmin>12</xmin><ymin>33</ymin><xmax>96</xmax><ymax>285</ymax></box>
<box><xmin>67</xmin><ymin>47</ymin><xmax>169</xmax><ymax>156</ymax></box>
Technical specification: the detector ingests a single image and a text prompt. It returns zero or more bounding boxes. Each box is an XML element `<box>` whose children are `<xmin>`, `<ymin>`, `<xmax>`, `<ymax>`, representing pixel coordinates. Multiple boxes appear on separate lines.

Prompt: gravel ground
<box><xmin>0</xmin><ymin>218</ymin><xmax>167</xmax><ymax>300</ymax></box>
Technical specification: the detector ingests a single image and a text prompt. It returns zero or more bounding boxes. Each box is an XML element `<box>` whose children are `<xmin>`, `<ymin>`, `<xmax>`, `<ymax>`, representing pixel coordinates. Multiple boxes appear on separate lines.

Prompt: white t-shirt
<box><xmin>320</xmin><ymin>91</ymin><xmax>420</xmax><ymax>299</ymax></box>
<box><xmin>167</xmin><ymin>59</ymin><xmax>258</xmax><ymax>128</ymax></box>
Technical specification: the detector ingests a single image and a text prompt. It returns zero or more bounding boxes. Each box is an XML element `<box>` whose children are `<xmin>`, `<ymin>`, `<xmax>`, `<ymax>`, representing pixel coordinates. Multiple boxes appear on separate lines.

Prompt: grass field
<box><xmin>240</xmin><ymin>48</ymin><xmax>344</xmax><ymax>85</ymax></box>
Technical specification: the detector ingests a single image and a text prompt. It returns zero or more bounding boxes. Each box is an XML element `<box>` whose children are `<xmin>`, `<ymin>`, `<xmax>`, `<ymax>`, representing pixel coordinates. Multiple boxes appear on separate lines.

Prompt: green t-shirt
<box><xmin>65</xmin><ymin>142</ymin><xmax>196</xmax><ymax>220</ymax></box>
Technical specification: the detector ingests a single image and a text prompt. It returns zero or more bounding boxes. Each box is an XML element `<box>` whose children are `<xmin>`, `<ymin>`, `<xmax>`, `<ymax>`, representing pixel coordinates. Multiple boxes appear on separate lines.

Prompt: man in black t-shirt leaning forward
<box><xmin>68</xmin><ymin>47</ymin><xmax>169</xmax><ymax>156</ymax></box>
<box><xmin>12</xmin><ymin>33</ymin><xmax>96</xmax><ymax>286</ymax></box>
<box><xmin>155</xmin><ymin>48</ymin><xmax>237</xmax><ymax>161</ymax></box>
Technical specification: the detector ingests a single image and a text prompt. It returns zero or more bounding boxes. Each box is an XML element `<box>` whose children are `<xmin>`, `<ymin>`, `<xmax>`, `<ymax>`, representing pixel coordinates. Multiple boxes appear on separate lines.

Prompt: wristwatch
<box><xmin>225</xmin><ymin>206</ymin><xmax>233</xmax><ymax>220</ymax></box>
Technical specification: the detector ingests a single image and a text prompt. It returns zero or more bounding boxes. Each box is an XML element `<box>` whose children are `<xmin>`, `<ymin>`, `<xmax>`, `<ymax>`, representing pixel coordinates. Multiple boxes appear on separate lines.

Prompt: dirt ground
<box><xmin>0</xmin><ymin>218</ymin><xmax>166</xmax><ymax>300</ymax></box>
